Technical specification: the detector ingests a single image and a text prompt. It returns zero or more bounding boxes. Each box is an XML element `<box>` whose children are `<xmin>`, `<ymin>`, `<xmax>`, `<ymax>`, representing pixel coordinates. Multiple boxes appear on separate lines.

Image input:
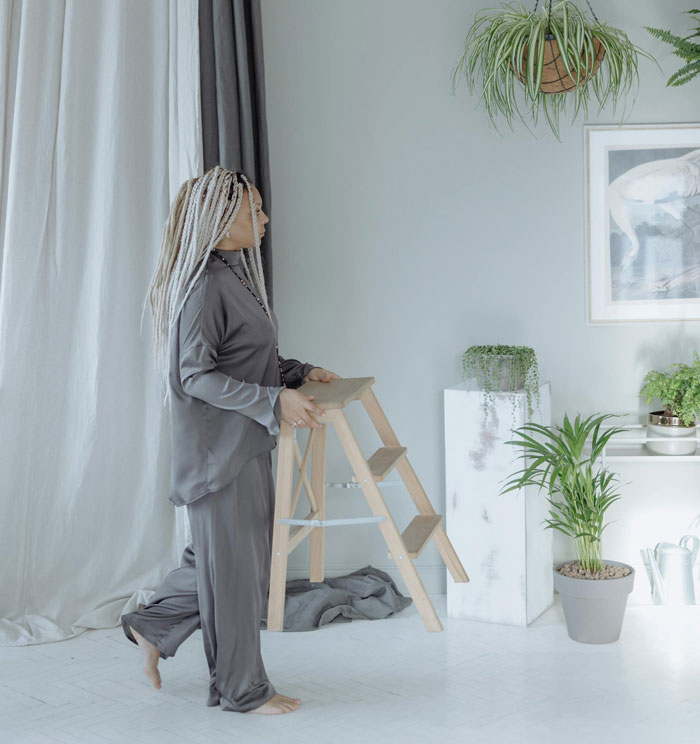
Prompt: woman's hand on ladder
<box><xmin>279</xmin><ymin>389</ymin><xmax>326</xmax><ymax>429</ymax></box>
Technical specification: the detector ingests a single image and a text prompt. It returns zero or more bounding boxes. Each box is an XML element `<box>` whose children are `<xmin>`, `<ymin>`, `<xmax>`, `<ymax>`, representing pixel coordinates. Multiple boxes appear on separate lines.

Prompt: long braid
<box><xmin>237</xmin><ymin>172</ymin><xmax>271</xmax><ymax>312</ymax></box>
<box><xmin>142</xmin><ymin>165</ymin><xmax>271</xmax><ymax>408</ymax></box>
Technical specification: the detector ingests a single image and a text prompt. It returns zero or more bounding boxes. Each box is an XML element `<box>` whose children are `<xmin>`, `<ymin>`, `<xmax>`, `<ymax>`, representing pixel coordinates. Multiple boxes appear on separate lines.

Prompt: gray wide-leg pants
<box><xmin>121</xmin><ymin>450</ymin><xmax>278</xmax><ymax>713</ymax></box>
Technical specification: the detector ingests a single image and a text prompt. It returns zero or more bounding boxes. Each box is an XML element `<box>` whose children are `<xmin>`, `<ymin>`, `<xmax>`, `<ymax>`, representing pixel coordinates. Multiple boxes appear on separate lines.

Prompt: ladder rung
<box><xmin>327</xmin><ymin>480</ymin><xmax>403</xmax><ymax>489</ymax></box>
<box><xmin>279</xmin><ymin>516</ymin><xmax>386</xmax><ymax>527</ymax></box>
<box><xmin>351</xmin><ymin>446</ymin><xmax>407</xmax><ymax>482</ymax></box>
<box><xmin>388</xmin><ymin>514</ymin><xmax>443</xmax><ymax>560</ymax></box>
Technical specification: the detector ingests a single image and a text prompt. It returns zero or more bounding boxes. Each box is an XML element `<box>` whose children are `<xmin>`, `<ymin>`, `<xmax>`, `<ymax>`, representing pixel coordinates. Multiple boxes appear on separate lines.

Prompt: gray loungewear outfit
<box><xmin>121</xmin><ymin>248</ymin><xmax>316</xmax><ymax>712</ymax></box>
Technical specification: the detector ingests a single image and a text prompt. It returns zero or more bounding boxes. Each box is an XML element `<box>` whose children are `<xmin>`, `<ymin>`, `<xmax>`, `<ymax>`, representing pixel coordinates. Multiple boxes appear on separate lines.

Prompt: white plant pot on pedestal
<box><xmin>444</xmin><ymin>381</ymin><xmax>552</xmax><ymax>625</ymax></box>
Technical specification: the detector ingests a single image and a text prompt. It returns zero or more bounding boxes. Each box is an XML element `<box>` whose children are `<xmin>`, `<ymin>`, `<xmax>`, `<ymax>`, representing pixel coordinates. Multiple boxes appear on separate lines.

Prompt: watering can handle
<box><xmin>680</xmin><ymin>534</ymin><xmax>700</xmax><ymax>564</ymax></box>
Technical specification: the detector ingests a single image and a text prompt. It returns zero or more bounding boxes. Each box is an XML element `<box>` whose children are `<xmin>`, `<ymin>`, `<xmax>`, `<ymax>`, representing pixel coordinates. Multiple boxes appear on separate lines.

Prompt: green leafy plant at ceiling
<box><xmin>645</xmin><ymin>9</ymin><xmax>700</xmax><ymax>87</ymax></box>
<box><xmin>452</xmin><ymin>0</ymin><xmax>659</xmax><ymax>140</ymax></box>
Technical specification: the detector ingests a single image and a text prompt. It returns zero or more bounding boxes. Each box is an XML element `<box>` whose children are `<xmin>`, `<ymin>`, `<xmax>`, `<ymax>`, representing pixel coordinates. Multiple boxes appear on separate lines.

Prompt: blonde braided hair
<box><xmin>141</xmin><ymin>165</ymin><xmax>270</xmax><ymax>407</ymax></box>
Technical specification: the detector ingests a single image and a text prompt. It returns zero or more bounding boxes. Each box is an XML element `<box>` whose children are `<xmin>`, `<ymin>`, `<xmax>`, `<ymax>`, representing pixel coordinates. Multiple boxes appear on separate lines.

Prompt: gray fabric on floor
<box><xmin>261</xmin><ymin>565</ymin><xmax>413</xmax><ymax>631</ymax></box>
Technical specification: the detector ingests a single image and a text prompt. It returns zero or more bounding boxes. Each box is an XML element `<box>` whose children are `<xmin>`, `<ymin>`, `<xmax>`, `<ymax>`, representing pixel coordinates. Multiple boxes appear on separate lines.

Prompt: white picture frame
<box><xmin>584</xmin><ymin>123</ymin><xmax>700</xmax><ymax>324</ymax></box>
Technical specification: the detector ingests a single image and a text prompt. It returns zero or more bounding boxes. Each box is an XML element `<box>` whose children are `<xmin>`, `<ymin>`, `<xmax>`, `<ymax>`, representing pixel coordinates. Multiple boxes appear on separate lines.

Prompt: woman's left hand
<box><xmin>303</xmin><ymin>367</ymin><xmax>342</xmax><ymax>383</ymax></box>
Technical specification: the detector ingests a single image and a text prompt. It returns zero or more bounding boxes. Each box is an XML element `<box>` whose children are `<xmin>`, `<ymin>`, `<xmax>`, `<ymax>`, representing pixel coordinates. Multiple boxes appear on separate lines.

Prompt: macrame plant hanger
<box><xmin>525</xmin><ymin>0</ymin><xmax>605</xmax><ymax>94</ymax></box>
<box><xmin>532</xmin><ymin>0</ymin><xmax>600</xmax><ymax>29</ymax></box>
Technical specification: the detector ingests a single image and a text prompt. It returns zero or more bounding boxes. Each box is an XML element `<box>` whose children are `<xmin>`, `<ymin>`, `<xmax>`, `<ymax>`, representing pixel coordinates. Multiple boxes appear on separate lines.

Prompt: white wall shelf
<box><xmin>584</xmin><ymin>424</ymin><xmax>700</xmax><ymax>464</ymax></box>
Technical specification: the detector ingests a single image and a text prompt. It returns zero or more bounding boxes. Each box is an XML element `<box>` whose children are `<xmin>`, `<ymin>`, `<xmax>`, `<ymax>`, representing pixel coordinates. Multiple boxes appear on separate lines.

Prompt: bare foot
<box><xmin>246</xmin><ymin>693</ymin><xmax>302</xmax><ymax>715</ymax></box>
<box><xmin>127</xmin><ymin>623</ymin><xmax>162</xmax><ymax>690</ymax></box>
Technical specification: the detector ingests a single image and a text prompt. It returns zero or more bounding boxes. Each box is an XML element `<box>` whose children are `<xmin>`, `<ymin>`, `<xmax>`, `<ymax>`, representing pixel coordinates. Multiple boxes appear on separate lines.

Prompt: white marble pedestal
<box><xmin>444</xmin><ymin>381</ymin><xmax>553</xmax><ymax>626</ymax></box>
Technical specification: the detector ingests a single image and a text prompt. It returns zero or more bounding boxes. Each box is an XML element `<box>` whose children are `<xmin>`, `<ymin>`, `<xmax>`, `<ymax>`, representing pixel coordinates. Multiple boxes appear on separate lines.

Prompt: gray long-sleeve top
<box><xmin>167</xmin><ymin>248</ymin><xmax>316</xmax><ymax>506</ymax></box>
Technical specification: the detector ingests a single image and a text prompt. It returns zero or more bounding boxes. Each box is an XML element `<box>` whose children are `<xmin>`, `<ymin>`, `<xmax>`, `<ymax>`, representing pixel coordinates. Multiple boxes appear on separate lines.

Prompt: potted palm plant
<box><xmin>639</xmin><ymin>351</ymin><xmax>700</xmax><ymax>455</ymax></box>
<box><xmin>500</xmin><ymin>412</ymin><xmax>635</xmax><ymax>643</ymax></box>
<box><xmin>452</xmin><ymin>0</ymin><xmax>658</xmax><ymax>140</ymax></box>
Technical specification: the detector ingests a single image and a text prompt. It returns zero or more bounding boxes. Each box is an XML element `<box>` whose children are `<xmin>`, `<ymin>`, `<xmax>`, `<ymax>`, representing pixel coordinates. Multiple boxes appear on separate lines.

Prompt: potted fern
<box><xmin>500</xmin><ymin>412</ymin><xmax>635</xmax><ymax>644</ymax></box>
<box><xmin>646</xmin><ymin>9</ymin><xmax>700</xmax><ymax>87</ymax></box>
<box><xmin>639</xmin><ymin>351</ymin><xmax>700</xmax><ymax>455</ymax></box>
<box><xmin>452</xmin><ymin>0</ymin><xmax>658</xmax><ymax>140</ymax></box>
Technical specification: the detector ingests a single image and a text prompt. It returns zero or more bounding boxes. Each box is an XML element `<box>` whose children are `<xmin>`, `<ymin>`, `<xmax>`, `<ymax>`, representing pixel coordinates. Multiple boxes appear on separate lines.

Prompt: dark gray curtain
<box><xmin>198</xmin><ymin>0</ymin><xmax>276</xmax><ymax>305</ymax></box>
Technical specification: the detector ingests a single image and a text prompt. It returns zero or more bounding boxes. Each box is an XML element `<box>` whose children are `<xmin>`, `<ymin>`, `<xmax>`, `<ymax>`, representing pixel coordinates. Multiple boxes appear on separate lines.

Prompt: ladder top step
<box><xmin>297</xmin><ymin>376</ymin><xmax>375</xmax><ymax>409</ymax></box>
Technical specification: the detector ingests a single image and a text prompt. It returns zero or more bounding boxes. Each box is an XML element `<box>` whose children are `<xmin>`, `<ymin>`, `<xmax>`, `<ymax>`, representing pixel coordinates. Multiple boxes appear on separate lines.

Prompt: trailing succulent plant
<box><xmin>462</xmin><ymin>344</ymin><xmax>541</xmax><ymax>429</ymax></box>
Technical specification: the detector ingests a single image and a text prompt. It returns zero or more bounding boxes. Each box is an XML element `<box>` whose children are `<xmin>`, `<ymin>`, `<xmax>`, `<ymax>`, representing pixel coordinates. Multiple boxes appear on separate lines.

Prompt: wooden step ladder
<box><xmin>267</xmin><ymin>377</ymin><xmax>470</xmax><ymax>632</ymax></box>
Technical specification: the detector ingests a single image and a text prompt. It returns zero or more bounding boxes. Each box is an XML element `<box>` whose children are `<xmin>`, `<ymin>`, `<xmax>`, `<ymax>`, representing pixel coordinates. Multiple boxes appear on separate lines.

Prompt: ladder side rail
<box><xmin>327</xmin><ymin>408</ymin><xmax>443</xmax><ymax>632</ymax></box>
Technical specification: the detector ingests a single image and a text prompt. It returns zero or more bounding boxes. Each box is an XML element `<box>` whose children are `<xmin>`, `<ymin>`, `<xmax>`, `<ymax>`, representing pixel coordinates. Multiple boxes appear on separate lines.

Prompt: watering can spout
<box><xmin>641</xmin><ymin>546</ymin><xmax>666</xmax><ymax>604</ymax></box>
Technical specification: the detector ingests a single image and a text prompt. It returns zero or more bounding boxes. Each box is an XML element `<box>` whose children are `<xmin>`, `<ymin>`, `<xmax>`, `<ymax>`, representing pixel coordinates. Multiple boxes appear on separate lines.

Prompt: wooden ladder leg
<box><xmin>360</xmin><ymin>387</ymin><xmax>470</xmax><ymax>584</ymax></box>
<box><xmin>268</xmin><ymin>420</ymin><xmax>296</xmax><ymax>632</ymax></box>
<box><xmin>327</xmin><ymin>409</ymin><xmax>444</xmax><ymax>632</ymax></box>
<box><xmin>309</xmin><ymin>422</ymin><xmax>326</xmax><ymax>582</ymax></box>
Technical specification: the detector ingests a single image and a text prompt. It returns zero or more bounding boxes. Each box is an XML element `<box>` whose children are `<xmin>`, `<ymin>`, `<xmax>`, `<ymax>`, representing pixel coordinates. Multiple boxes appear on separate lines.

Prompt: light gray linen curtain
<box><xmin>0</xmin><ymin>0</ymin><xmax>202</xmax><ymax>645</ymax></box>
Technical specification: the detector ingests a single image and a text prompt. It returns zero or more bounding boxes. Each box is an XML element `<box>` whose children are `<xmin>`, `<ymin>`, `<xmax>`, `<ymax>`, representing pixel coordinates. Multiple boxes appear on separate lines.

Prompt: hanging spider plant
<box><xmin>452</xmin><ymin>0</ymin><xmax>659</xmax><ymax>140</ymax></box>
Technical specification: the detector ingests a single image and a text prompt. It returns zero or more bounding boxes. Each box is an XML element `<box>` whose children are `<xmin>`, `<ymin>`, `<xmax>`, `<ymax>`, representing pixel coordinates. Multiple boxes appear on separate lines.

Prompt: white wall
<box><xmin>261</xmin><ymin>0</ymin><xmax>700</xmax><ymax>600</ymax></box>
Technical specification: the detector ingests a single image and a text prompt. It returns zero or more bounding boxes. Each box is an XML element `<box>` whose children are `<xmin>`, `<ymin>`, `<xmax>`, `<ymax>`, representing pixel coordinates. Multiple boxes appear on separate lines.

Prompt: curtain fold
<box><xmin>0</xmin><ymin>0</ymin><xmax>202</xmax><ymax>645</ymax></box>
<box><xmin>198</xmin><ymin>0</ymin><xmax>276</xmax><ymax>304</ymax></box>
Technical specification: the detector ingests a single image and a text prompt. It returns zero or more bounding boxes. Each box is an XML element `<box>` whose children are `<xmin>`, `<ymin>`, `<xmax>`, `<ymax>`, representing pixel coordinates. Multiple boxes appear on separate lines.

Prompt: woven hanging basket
<box><xmin>513</xmin><ymin>34</ymin><xmax>605</xmax><ymax>93</ymax></box>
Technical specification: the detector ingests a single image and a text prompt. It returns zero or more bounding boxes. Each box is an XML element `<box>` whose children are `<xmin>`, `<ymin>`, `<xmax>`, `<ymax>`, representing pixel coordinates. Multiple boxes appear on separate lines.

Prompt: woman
<box><xmin>121</xmin><ymin>165</ymin><xmax>339</xmax><ymax>715</ymax></box>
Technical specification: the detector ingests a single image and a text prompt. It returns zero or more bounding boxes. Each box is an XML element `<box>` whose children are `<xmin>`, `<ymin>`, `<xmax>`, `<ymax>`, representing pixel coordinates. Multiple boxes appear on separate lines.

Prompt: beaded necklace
<box><xmin>211</xmin><ymin>248</ymin><xmax>286</xmax><ymax>388</ymax></box>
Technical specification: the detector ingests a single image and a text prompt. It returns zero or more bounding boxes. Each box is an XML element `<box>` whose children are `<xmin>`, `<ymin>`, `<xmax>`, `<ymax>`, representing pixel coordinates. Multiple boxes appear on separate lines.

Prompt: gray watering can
<box><xmin>641</xmin><ymin>534</ymin><xmax>700</xmax><ymax>605</ymax></box>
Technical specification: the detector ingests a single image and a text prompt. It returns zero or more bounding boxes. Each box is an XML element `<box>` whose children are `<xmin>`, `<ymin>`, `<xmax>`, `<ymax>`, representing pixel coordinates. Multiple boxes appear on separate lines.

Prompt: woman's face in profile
<box><xmin>225</xmin><ymin>183</ymin><xmax>269</xmax><ymax>250</ymax></box>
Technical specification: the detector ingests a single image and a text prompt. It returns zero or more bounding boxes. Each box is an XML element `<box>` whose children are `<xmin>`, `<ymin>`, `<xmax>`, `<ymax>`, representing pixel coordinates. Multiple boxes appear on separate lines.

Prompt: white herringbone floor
<box><xmin>2</xmin><ymin>594</ymin><xmax>699</xmax><ymax>744</ymax></box>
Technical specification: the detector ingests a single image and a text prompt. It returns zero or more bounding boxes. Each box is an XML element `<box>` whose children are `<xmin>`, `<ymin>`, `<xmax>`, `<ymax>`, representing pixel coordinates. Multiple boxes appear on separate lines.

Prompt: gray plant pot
<box><xmin>553</xmin><ymin>559</ymin><xmax>635</xmax><ymax>644</ymax></box>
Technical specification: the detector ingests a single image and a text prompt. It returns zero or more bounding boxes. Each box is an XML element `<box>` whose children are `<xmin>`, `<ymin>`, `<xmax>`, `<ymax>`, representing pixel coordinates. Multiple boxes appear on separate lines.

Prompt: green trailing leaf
<box><xmin>646</xmin><ymin>27</ymin><xmax>700</xmax><ymax>60</ymax></box>
<box><xmin>668</xmin><ymin>58</ymin><xmax>700</xmax><ymax>86</ymax></box>
<box><xmin>645</xmin><ymin>9</ymin><xmax>700</xmax><ymax>86</ymax></box>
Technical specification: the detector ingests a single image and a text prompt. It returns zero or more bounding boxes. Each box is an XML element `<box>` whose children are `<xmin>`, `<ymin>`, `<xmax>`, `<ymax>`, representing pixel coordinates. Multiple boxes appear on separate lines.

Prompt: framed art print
<box><xmin>585</xmin><ymin>123</ymin><xmax>700</xmax><ymax>323</ymax></box>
